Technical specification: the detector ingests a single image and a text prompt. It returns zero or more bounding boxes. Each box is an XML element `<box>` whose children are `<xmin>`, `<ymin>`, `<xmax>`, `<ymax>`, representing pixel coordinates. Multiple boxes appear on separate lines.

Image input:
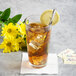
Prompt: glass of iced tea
<box><xmin>25</xmin><ymin>15</ymin><xmax>51</xmax><ymax>68</ymax></box>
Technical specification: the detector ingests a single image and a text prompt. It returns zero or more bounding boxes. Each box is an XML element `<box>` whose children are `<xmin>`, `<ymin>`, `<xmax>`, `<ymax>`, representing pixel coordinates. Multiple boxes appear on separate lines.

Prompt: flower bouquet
<box><xmin>0</xmin><ymin>8</ymin><xmax>27</xmax><ymax>53</ymax></box>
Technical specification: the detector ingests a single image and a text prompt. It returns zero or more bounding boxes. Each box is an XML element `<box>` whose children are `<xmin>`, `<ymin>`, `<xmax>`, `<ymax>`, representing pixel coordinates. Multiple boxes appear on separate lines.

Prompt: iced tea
<box><xmin>26</xmin><ymin>22</ymin><xmax>51</xmax><ymax>67</ymax></box>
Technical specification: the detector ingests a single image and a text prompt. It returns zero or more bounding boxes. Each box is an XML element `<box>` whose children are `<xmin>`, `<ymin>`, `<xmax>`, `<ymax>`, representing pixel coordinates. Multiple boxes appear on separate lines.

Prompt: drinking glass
<box><xmin>25</xmin><ymin>15</ymin><xmax>51</xmax><ymax>68</ymax></box>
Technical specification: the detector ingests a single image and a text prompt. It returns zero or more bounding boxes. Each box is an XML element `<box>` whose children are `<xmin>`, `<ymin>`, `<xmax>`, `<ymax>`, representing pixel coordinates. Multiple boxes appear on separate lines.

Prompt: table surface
<box><xmin>0</xmin><ymin>0</ymin><xmax>76</xmax><ymax>76</ymax></box>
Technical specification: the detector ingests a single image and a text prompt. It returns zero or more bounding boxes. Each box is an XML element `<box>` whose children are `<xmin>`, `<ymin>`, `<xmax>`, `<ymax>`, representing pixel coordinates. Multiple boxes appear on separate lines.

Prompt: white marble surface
<box><xmin>0</xmin><ymin>0</ymin><xmax>76</xmax><ymax>76</ymax></box>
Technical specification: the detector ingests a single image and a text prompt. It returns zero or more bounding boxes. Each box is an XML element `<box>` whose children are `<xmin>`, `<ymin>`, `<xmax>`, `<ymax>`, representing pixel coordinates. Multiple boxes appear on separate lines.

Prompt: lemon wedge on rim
<box><xmin>40</xmin><ymin>9</ymin><xmax>60</xmax><ymax>25</ymax></box>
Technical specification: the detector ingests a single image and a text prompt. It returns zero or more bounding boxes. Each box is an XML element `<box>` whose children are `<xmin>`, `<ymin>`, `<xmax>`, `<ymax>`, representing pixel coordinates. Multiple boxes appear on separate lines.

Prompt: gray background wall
<box><xmin>0</xmin><ymin>0</ymin><xmax>76</xmax><ymax>76</ymax></box>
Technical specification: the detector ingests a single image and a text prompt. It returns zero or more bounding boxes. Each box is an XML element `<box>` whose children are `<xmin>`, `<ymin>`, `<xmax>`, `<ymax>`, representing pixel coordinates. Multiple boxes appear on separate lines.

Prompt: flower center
<box><xmin>7</xmin><ymin>29</ymin><xmax>12</xmax><ymax>33</ymax></box>
<box><xmin>19</xmin><ymin>42</ymin><xmax>23</xmax><ymax>44</ymax></box>
<box><xmin>6</xmin><ymin>42</ymin><xmax>11</xmax><ymax>46</ymax></box>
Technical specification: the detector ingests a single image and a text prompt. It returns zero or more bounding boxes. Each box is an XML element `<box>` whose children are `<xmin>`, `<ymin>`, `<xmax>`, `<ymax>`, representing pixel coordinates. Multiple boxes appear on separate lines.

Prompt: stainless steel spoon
<box><xmin>49</xmin><ymin>9</ymin><xmax>56</xmax><ymax>25</ymax></box>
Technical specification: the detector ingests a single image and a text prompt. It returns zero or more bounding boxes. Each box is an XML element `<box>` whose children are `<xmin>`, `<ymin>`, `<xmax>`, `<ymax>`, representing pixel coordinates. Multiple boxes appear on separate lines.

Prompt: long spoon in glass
<box><xmin>49</xmin><ymin>9</ymin><xmax>56</xmax><ymax>25</ymax></box>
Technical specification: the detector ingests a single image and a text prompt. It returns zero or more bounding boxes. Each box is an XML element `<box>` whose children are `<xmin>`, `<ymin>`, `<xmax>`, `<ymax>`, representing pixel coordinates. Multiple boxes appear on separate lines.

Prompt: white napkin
<box><xmin>20</xmin><ymin>53</ymin><xmax>58</xmax><ymax>74</ymax></box>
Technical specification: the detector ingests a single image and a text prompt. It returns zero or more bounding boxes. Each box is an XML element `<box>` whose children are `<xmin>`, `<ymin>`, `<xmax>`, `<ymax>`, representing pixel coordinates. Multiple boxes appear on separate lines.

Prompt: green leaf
<box><xmin>6</xmin><ymin>18</ymin><xmax>14</xmax><ymax>24</ymax></box>
<box><xmin>1</xmin><ymin>8</ymin><xmax>10</xmax><ymax>21</ymax></box>
<box><xmin>0</xmin><ymin>11</ymin><xmax>3</xmax><ymax>15</ymax></box>
<box><xmin>11</xmin><ymin>14</ymin><xmax>22</xmax><ymax>23</ymax></box>
<box><xmin>0</xmin><ymin>20</ymin><xmax>3</xmax><ymax>23</ymax></box>
<box><xmin>0</xmin><ymin>16</ymin><xmax>1</xmax><ymax>20</ymax></box>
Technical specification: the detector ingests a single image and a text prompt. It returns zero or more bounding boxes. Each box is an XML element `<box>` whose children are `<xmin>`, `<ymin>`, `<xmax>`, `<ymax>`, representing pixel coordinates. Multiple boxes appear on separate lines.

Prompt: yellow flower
<box><xmin>0</xmin><ymin>37</ymin><xmax>19</xmax><ymax>53</ymax></box>
<box><xmin>17</xmin><ymin>21</ymin><xmax>26</xmax><ymax>37</ymax></box>
<box><xmin>1</xmin><ymin>23</ymin><xmax>19</xmax><ymax>38</ymax></box>
<box><xmin>17</xmin><ymin>37</ymin><xmax>26</xmax><ymax>50</ymax></box>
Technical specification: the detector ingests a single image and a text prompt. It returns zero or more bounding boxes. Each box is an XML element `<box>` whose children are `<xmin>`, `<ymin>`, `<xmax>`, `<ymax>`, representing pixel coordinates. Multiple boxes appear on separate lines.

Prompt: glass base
<box><xmin>29</xmin><ymin>62</ymin><xmax>47</xmax><ymax>68</ymax></box>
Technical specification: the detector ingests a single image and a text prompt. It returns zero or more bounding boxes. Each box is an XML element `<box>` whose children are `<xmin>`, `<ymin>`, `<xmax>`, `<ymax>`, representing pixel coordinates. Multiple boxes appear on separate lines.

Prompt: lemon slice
<box><xmin>40</xmin><ymin>9</ymin><xmax>60</xmax><ymax>25</ymax></box>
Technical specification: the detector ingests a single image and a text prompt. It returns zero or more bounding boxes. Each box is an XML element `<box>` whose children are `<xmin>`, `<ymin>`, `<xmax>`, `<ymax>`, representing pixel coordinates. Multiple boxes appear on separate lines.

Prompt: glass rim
<box><xmin>25</xmin><ymin>14</ymin><xmax>40</xmax><ymax>19</ymax></box>
<box><xmin>25</xmin><ymin>14</ymin><xmax>51</xmax><ymax>28</ymax></box>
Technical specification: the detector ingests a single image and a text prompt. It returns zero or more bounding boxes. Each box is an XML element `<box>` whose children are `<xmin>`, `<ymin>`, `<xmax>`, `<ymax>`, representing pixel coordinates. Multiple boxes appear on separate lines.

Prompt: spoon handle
<box><xmin>49</xmin><ymin>9</ymin><xmax>56</xmax><ymax>25</ymax></box>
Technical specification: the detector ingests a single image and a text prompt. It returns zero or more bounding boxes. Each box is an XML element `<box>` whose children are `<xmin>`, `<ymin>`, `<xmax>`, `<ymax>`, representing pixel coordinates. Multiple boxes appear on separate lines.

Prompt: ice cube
<box><xmin>29</xmin><ymin>41</ymin><xmax>41</xmax><ymax>50</ymax></box>
<box><xmin>37</xmin><ymin>35</ymin><xmax>43</xmax><ymax>39</ymax></box>
<box><xmin>29</xmin><ymin>35</ymin><xmax>46</xmax><ymax>50</ymax></box>
<box><xmin>35</xmin><ymin>28</ymin><xmax>45</xmax><ymax>33</ymax></box>
<box><xmin>36</xmin><ymin>35</ymin><xmax>46</xmax><ymax>43</ymax></box>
